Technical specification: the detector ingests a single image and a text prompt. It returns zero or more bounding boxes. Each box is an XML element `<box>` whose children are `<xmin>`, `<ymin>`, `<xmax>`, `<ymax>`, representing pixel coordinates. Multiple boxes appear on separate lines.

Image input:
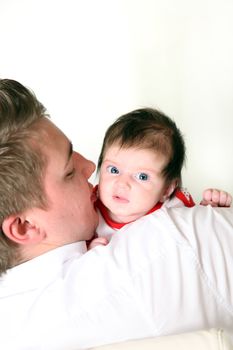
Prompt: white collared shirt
<box><xmin>0</xmin><ymin>205</ymin><xmax>233</xmax><ymax>349</ymax></box>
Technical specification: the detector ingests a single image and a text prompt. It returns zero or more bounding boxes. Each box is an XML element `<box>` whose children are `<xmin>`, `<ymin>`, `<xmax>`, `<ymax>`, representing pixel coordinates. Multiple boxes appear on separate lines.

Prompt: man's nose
<box><xmin>82</xmin><ymin>158</ymin><xmax>96</xmax><ymax>179</ymax></box>
<box><xmin>74</xmin><ymin>152</ymin><xmax>96</xmax><ymax>179</ymax></box>
<box><xmin>86</xmin><ymin>159</ymin><xmax>96</xmax><ymax>178</ymax></box>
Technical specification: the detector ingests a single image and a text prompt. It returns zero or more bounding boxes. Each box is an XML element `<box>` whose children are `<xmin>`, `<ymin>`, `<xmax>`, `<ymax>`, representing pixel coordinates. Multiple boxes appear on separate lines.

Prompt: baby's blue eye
<box><xmin>135</xmin><ymin>172</ymin><xmax>149</xmax><ymax>181</ymax></box>
<box><xmin>107</xmin><ymin>165</ymin><xmax>119</xmax><ymax>174</ymax></box>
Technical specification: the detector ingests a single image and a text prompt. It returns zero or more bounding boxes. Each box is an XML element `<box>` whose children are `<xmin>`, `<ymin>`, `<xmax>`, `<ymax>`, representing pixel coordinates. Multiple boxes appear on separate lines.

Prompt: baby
<box><xmin>89</xmin><ymin>108</ymin><xmax>231</xmax><ymax>247</ymax></box>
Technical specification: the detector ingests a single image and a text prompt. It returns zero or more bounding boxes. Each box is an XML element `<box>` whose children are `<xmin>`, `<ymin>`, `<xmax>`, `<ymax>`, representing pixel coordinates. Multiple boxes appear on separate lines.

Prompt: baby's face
<box><xmin>98</xmin><ymin>144</ymin><xmax>169</xmax><ymax>223</ymax></box>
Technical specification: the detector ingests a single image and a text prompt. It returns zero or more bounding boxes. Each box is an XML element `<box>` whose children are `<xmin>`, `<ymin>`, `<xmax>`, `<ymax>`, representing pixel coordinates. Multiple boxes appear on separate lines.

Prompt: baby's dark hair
<box><xmin>97</xmin><ymin>108</ymin><xmax>186</xmax><ymax>186</ymax></box>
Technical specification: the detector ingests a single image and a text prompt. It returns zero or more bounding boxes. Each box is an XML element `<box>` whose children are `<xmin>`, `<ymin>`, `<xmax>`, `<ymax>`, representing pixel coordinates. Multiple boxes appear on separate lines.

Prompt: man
<box><xmin>0</xmin><ymin>79</ymin><xmax>232</xmax><ymax>350</ymax></box>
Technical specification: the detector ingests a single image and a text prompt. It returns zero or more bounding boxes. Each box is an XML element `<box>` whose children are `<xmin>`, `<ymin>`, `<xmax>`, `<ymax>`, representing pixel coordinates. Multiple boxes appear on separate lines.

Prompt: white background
<box><xmin>1</xmin><ymin>0</ymin><xmax>233</xmax><ymax>202</ymax></box>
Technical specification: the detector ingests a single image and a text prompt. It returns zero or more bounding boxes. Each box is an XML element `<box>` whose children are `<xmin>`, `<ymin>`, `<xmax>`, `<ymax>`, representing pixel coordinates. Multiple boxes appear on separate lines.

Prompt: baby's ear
<box><xmin>166</xmin><ymin>180</ymin><xmax>178</xmax><ymax>197</ymax></box>
<box><xmin>2</xmin><ymin>215</ymin><xmax>43</xmax><ymax>245</ymax></box>
<box><xmin>161</xmin><ymin>180</ymin><xmax>178</xmax><ymax>202</ymax></box>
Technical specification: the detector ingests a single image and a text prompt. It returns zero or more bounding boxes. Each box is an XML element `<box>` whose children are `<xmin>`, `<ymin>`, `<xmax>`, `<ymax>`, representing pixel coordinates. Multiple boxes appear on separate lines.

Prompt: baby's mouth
<box><xmin>112</xmin><ymin>195</ymin><xmax>129</xmax><ymax>203</ymax></box>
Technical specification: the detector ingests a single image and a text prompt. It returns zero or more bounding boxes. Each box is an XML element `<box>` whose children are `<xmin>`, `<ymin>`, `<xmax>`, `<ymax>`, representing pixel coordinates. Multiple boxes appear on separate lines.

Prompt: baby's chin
<box><xmin>109</xmin><ymin>210</ymin><xmax>143</xmax><ymax>224</ymax></box>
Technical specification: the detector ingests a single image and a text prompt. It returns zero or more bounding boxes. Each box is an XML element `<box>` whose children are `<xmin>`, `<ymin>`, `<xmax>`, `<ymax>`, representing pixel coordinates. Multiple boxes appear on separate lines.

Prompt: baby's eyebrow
<box><xmin>103</xmin><ymin>159</ymin><xmax>117</xmax><ymax>164</ymax></box>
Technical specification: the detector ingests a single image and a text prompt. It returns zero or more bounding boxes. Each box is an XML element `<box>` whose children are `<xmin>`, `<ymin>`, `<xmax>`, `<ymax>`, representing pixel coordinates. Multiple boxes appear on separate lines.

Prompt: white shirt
<box><xmin>0</xmin><ymin>205</ymin><xmax>233</xmax><ymax>350</ymax></box>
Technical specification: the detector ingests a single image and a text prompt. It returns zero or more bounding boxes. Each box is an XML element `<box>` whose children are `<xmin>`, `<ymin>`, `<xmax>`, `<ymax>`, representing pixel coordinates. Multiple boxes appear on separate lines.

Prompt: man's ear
<box><xmin>2</xmin><ymin>215</ymin><xmax>44</xmax><ymax>245</ymax></box>
<box><xmin>160</xmin><ymin>180</ymin><xmax>178</xmax><ymax>202</ymax></box>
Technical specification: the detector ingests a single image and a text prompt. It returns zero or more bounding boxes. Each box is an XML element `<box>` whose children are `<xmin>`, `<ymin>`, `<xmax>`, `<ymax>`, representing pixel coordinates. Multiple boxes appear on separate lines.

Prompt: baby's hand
<box><xmin>200</xmin><ymin>188</ymin><xmax>232</xmax><ymax>207</ymax></box>
<box><xmin>87</xmin><ymin>236</ymin><xmax>109</xmax><ymax>250</ymax></box>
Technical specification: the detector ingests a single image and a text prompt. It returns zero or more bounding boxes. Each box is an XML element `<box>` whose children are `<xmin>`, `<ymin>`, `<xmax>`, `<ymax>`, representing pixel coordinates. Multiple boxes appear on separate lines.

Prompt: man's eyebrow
<box><xmin>64</xmin><ymin>141</ymin><xmax>73</xmax><ymax>169</ymax></box>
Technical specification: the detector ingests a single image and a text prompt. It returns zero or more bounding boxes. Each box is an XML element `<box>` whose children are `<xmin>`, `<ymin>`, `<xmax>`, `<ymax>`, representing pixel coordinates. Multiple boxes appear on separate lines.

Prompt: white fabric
<box><xmin>91</xmin><ymin>329</ymin><xmax>232</xmax><ymax>350</ymax></box>
<box><xmin>0</xmin><ymin>205</ymin><xmax>233</xmax><ymax>349</ymax></box>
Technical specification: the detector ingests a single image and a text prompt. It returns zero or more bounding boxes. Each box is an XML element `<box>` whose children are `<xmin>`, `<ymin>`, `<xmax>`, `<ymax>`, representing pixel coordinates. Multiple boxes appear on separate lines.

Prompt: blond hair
<box><xmin>0</xmin><ymin>79</ymin><xmax>49</xmax><ymax>274</ymax></box>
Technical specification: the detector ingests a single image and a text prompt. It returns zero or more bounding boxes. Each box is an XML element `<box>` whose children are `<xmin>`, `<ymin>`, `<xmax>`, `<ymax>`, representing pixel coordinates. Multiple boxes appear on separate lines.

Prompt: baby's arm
<box><xmin>87</xmin><ymin>236</ymin><xmax>109</xmax><ymax>250</ymax></box>
<box><xmin>200</xmin><ymin>188</ymin><xmax>232</xmax><ymax>207</ymax></box>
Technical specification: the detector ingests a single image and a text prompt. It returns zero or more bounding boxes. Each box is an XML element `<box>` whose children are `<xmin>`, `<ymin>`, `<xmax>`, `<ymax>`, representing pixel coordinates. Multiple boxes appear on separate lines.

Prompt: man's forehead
<box><xmin>35</xmin><ymin>117</ymin><xmax>62</xmax><ymax>136</ymax></box>
<box><xmin>34</xmin><ymin>118</ymin><xmax>70</xmax><ymax>157</ymax></box>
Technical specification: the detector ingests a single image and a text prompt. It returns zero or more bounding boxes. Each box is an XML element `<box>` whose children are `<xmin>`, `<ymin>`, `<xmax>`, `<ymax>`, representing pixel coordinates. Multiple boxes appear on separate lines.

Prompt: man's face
<box><xmin>30</xmin><ymin>118</ymin><xmax>98</xmax><ymax>247</ymax></box>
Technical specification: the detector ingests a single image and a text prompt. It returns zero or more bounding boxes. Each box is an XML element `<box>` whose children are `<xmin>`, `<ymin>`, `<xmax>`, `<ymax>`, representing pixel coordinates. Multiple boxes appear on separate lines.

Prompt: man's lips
<box><xmin>91</xmin><ymin>192</ymin><xmax>97</xmax><ymax>202</ymax></box>
<box><xmin>90</xmin><ymin>185</ymin><xmax>97</xmax><ymax>202</ymax></box>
